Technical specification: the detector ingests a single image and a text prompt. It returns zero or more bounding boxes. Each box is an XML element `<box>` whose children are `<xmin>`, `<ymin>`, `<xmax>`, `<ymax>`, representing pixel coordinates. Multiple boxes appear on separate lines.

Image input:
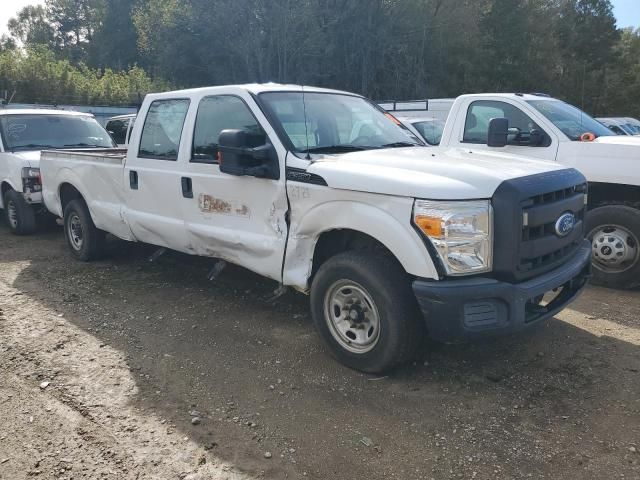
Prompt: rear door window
<box><xmin>139</xmin><ymin>99</ymin><xmax>190</xmax><ymax>160</ymax></box>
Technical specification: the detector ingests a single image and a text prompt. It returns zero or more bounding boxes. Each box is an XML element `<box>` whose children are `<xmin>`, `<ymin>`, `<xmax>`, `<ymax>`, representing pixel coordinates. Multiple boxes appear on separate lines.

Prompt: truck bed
<box><xmin>40</xmin><ymin>148</ymin><xmax>134</xmax><ymax>241</ymax></box>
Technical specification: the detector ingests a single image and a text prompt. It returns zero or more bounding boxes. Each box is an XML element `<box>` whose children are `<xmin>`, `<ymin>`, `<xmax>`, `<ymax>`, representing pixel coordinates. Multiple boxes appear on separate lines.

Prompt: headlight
<box><xmin>413</xmin><ymin>199</ymin><xmax>493</xmax><ymax>275</ymax></box>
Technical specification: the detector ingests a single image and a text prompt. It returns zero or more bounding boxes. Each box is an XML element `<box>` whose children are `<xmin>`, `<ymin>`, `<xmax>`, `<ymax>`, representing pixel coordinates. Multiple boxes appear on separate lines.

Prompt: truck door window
<box><xmin>463</xmin><ymin>100</ymin><xmax>549</xmax><ymax>146</ymax></box>
<box><xmin>138</xmin><ymin>99</ymin><xmax>190</xmax><ymax>160</ymax></box>
<box><xmin>192</xmin><ymin>95</ymin><xmax>266</xmax><ymax>164</ymax></box>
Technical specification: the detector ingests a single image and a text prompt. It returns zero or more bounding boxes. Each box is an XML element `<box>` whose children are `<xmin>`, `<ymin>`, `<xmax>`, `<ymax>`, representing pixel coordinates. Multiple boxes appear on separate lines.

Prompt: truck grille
<box><xmin>491</xmin><ymin>169</ymin><xmax>587</xmax><ymax>283</ymax></box>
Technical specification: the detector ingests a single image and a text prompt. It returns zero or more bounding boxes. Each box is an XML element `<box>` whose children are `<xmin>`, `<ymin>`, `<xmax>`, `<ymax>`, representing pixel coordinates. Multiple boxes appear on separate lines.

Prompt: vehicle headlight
<box><xmin>413</xmin><ymin>199</ymin><xmax>493</xmax><ymax>275</ymax></box>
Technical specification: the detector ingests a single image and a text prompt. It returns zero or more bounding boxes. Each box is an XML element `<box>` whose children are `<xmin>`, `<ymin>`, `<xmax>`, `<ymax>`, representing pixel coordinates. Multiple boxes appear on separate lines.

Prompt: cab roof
<box><xmin>145</xmin><ymin>83</ymin><xmax>359</xmax><ymax>101</ymax></box>
<box><xmin>0</xmin><ymin>108</ymin><xmax>93</xmax><ymax>117</ymax></box>
<box><xmin>456</xmin><ymin>93</ymin><xmax>559</xmax><ymax>102</ymax></box>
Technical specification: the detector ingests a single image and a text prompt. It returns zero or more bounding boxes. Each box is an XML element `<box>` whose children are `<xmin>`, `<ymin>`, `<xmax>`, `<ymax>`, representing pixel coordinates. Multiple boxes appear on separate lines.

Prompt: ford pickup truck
<box><xmin>384</xmin><ymin>94</ymin><xmax>640</xmax><ymax>289</ymax></box>
<box><xmin>40</xmin><ymin>84</ymin><xmax>591</xmax><ymax>372</ymax></box>
<box><xmin>0</xmin><ymin>109</ymin><xmax>115</xmax><ymax>234</ymax></box>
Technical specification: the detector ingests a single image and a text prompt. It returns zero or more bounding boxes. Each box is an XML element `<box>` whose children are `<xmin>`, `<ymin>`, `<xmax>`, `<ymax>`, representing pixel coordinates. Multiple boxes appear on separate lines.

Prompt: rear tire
<box><xmin>3</xmin><ymin>190</ymin><xmax>37</xmax><ymax>235</ymax></box>
<box><xmin>63</xmin><ymin>199</ymin><xmax>106</xmax><ymax>261</ymax></box>
<box><xmin>586</xmin><ymin>205</ymin><xmax>640</xmax><ymax>290</ymax></box>
<box><xmin>310</xmin><ymin>250</ymin><xmax>424</xmax><ymax>373</ymax></box>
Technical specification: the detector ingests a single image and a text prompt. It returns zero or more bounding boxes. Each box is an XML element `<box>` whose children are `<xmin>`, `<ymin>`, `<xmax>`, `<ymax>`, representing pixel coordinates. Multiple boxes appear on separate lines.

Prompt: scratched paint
<box><xmin>198</xmin><ymin>194</ymin><xmax>250</xmax><ymax>217</ymax></box>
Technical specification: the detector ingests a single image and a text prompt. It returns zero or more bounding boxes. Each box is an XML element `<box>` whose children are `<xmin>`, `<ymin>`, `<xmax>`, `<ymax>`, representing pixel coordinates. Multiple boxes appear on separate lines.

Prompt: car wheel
<box><xmin>3</xmin><ymin>189</ymin><xmax>37</xmax><ymax>235</ymax></box>
<box><xmin>63</xmin><ymin>199</ymin><xmax>106</xmax><ymax>261</ymax></box>
<box><xmin>586</xmin><ymin>205</ymin><xmax>640</xmax><ymax>290</ymax></box>
<box><xmin>310</xmin><ymin>250</ymin><xmax>424</xmax><ymax>373</ymax></box>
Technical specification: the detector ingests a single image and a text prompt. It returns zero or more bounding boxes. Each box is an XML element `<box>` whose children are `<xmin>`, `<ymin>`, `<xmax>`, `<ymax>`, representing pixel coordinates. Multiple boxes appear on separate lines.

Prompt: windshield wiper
<box><xmin>63</xmin><ymin>143</ymin><xmax>106</xmax><ymax>148</ymax></box>
<box><xmin>379</xmin><ymin>141</ymin><xmax>419</xmax><ymax>148</ymax></box>
<box><xmin>303</xmin><ymin>145</ymin><xmax>370</xmax><ymax>154</ymax></box>
<box><xmin>10</xmin><ymin>144</ymin><xmax>57</xmax><ymax>151</ymax></box>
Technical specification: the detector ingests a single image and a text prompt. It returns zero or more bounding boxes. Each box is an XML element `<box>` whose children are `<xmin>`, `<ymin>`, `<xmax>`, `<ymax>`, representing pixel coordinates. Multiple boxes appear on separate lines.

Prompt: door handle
<box><xmin>129</xmin><ymin>170</ymin><xmax>138</xmax><ymax>190</ymax></box>
<box><xmin>181</xmin><ymin>177</ymin><xmax>193</xmax><ymax>198</ymax></box>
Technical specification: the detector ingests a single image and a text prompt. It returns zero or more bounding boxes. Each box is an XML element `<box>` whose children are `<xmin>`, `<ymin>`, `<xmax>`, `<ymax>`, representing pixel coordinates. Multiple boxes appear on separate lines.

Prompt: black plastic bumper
<box><xmin>412</xmin><ymin>240</ymin><xmax>592</xmax><ymax>343</ymax></box>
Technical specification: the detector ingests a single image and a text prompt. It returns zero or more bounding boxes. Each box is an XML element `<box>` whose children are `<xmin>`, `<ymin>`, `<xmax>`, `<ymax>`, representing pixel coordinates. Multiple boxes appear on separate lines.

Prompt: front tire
<box><xmin>63</xmin><ymin>199</ymin><xmax>106</xmax><ymax>261</ymax></box>
<box><xmin>310</xmin><ymin>251</ymin><xmax>424</xmax><ymax>373</ymax></box>
<box><xmin>3</xmin><ymin>190</ymin><xmax>37</xmax><ymax>235</ymax></box>
<box><xmin>586</xmin><ymin>205</ymin><xmax>640</xmax><ymax>290</ymax></box>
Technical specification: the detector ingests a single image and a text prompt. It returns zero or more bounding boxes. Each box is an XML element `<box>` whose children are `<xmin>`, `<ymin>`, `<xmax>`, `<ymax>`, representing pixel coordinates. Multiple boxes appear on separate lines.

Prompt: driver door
<box><xmin>457</xmin><ymin>99</ymin><xmax>559</xmax><ymax>161</ymax></box>
<box><xmin>179</xmin><ymin>92</ymin><xmax>288</xmax><ymax>282</ymax></box>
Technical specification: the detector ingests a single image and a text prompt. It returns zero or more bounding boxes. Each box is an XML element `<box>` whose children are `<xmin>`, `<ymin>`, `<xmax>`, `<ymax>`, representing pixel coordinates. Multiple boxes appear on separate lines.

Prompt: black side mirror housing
<box><xmin>218</xmin><ymin>129</ymin><xmax>279</xmax><ymax>180</ymax></box>
<box><xmin>487</xmin><ymin>118</ymin><xmax>509</xmax><ymax>147</ymax></box>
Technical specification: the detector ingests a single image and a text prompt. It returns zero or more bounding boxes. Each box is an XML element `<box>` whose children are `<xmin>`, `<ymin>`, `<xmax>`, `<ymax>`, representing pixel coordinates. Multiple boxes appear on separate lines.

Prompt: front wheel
<box><xmin>586</xmin><ymin>205</ymin><xmax>640</xmax><ymax>290</ymax></box>
<box><xmin>63</xmin><ymin>199</ymin><xmax>106</xmax><ymax>261</ymax></box>
<box><xmin>3</xmin><ymin>190</ymin><xmax>37</xmax><ymax>235</ymax></box>
<box><xmin>310</xmin><ymin>251</ymin><xmax>424</xmax><ymax>373</ymax></box>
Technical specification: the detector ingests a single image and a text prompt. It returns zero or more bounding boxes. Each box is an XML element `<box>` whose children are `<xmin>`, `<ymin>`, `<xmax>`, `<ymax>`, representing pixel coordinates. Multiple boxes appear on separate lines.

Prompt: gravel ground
<box><xmin>0</xmin><ymin>223</ymin><xmax>639</xmax><ymax>480</ymax></box>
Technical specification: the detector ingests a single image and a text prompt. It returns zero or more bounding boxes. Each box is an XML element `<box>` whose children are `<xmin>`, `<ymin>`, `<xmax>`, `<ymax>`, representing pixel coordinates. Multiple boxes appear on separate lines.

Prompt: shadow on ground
<box><xmin>1</xmin><ymin>223</ymin><xmax>639</xmax><ymax>479</ymax></box>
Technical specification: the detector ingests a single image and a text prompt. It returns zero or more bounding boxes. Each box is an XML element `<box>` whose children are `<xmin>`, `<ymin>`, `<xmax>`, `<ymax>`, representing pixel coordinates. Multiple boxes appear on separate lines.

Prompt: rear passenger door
<box><xmin>180</xmin><ymin>92</ymin><xmax>289</xmax><ymax>282</ymax></box>
<box><xmin>124</xmin><ymin>98</ymin><xmax>191</xmax><ymax>249</ymax></box>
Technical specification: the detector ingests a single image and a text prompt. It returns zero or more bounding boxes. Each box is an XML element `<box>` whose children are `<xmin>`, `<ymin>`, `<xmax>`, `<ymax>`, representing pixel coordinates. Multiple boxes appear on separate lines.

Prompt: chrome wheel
<box><xmin>589</xmin><ymin>224</ymin><xmax>639</xmax><ymax>274</ymax></box>
<box><xmin>6</xmin><ymin>200</ymin><xmax>18</xmax><ymax>229</ymax></box>
<box><xmin>323</xmin><ymin>280</ymin><xmax>381</xmax><ymax>354</ymax></box>
<box><xmin>68</xmin><ymin>213</ymin><xmax>84</xmax><ymax>251</ymax></box>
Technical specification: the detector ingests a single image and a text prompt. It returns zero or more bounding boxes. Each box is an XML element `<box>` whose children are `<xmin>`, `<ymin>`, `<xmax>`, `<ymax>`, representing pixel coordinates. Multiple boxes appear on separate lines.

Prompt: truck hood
<box><xmin>306</xmin><ymin>147</ymin><xmax>567</xmax><ymax>199</ymax></box>
<box><xmin>3</xmin><ymin>150</ymin><xmax>42</xmax><ymax>168</ymax></box>
<box><xmin>594</xmin><ymin>136</ymin><xmax>640</xmax><ymax>146</ymax></box>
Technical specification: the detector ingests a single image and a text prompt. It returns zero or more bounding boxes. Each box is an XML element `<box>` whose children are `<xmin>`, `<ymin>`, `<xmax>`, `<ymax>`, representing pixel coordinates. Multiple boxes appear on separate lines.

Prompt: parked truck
<box><xmin>0</xmin><ymin>109</ymin><xmax>116</xmax><ymax>234</ymax></box>
<box><xmin>384</xmin><ymin>93</ymin><xmax>640</xmax><ymax>289</ymax></box>
<box><xmin>40</xmin><ymin>84</ymin><xmax>591</xmax><ymax>372</ymax></box>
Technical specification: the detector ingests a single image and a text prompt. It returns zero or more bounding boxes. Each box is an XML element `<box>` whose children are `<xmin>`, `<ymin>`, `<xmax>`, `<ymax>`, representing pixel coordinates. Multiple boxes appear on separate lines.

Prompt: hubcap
<box><xmin>6</xmin><ymin>200</ymin><xmax>18</xmax><ymax>229</ymax></box>
<box><xmin>589</xmin><ymin>224</ymin><xmax>639</xmax><ymax>274</ymax></box>
<box><xmin>323</xmin><ymin>280</ymin><xmax>381</xmax><ymax>354</ymax></box>
<box><xmin>68</xmin><ymin>214</ymin><xmax>84</xmax><ymax>251</ymax></box>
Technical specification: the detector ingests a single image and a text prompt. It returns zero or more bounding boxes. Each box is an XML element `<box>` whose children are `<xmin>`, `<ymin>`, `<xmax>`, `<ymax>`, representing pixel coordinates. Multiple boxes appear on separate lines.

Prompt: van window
<box><xmin>192</xmin><ymin>95</ymin><xmax>265</xmax><ymax>164</ymax></box>
<box><xmin>463</xmin><ymin>100</ymin><xmax>548</xmax><ymax>146</ymax></box>
<box><xmin>139</xmin><ymin>99</ymin><xmax>190</xmax><ymax>160</ymax></box>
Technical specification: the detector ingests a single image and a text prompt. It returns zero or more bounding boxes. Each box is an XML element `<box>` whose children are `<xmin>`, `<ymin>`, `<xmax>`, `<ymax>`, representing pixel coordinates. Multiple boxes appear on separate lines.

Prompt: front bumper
<box><xmin>413</xmin><ymin>240</ymin><xmax>591</xmax><ymax>343</ymax></box>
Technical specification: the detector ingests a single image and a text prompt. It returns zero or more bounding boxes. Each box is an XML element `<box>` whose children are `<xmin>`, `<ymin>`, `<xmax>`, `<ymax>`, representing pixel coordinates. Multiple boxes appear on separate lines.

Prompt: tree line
<box><xmin>1</xmin><ymin>0</ymin><xmax>639</xmax><ymax>117</ymax></box>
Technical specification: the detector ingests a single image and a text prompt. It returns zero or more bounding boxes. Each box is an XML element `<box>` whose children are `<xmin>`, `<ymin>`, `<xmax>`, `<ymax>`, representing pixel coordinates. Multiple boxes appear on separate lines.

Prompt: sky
<box><xmin>0</xmin><ymin>0</ymin><xmax>639</xmax><ymax>37</ymax></box>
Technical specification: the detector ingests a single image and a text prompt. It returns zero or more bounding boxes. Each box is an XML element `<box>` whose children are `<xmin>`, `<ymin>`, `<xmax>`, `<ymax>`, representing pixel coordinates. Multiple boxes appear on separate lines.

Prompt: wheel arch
<box><xmin>282</xmin><ymin>200</ymin><xmax>439</xmax><ymax>291</ymax></box>
<box><xmin>588</xmin><ymin>182</ymin><xmax>640</xmax><ymax>210</ymax></box>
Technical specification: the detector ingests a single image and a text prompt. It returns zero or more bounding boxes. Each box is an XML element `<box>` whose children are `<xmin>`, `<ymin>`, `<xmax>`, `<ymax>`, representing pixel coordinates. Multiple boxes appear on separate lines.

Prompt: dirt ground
<box><xmin>0</xmin><ymin>223</ymin><xmax>638</xmax><ymax>480</ymax></box>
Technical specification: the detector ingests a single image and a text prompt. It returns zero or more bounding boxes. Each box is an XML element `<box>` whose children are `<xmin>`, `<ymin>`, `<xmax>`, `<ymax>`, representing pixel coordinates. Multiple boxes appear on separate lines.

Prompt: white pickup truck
<box><xmin>386</xmin><ymin>94</ymin><xmax>640</xmax><ymax>289</ymax></box>
<box><xmin>0</xmin><ymin>109</ymin><xmax>116</xmax><ymax>234</ymax></box>
<box><xmin>40</xmin><ymin>84</ymin><xmax>591</xmax><ymax>372</ymax></box>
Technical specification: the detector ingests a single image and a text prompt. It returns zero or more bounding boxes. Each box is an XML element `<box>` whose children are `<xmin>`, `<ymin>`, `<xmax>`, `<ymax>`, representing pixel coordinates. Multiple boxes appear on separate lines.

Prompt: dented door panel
<box><xmin>180</xmin><ymin>165</ymin><xmax>288</xmax><ymax>281</ymax></box>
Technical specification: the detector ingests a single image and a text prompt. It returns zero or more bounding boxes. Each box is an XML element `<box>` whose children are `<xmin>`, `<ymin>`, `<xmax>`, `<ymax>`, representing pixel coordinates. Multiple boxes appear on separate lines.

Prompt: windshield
<box><xmin>527</xmin><ymin>100</ymin><xmax>614</xmax><ymax>141</ymax></box>
<box><xmin>0</xmin><ymin>114</ymin><xmax>115</xmax><ymax>151</ymax></box>
<box><xmin>412</xmin><ymin>119</ymin><xmax>445</xmax><ymax>145</ymax></box>
<box><xmin>259</xmin><ymin>92</ymin><xmax>421</xmax><ymax>154</ymax></box>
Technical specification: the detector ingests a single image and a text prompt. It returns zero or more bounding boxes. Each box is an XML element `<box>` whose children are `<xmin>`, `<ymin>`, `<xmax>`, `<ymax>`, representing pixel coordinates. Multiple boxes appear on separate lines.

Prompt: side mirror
<box><xmin>487</xmin><ymin>118</ymin><xmax>508</xmax><ymax>147</ymax></box>
<box><xmin>218</xmin><ymin>129</ymin><xmax>279</xmax><ymax>180</ymax></box>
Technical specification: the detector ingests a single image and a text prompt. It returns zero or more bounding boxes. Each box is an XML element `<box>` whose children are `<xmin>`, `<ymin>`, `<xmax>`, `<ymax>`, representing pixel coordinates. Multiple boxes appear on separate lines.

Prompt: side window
<box><xmin>106</xmin><ymin>120</ymin><xmax>126</xmax><ymax>145</ymax></box>
<box><xmin>463</xmin><ymin>100</ymin><xmax>548</xmax><ymax>146</ymax></box>
<box><xmin>192</xmin><ymin>95</ymin><xmax>265</xmax><ymax>164</ymax></box>
<box><xmin>139</xmin><ymin>99</ymin><xmax>190</xmax><ymax>160</ymax></box>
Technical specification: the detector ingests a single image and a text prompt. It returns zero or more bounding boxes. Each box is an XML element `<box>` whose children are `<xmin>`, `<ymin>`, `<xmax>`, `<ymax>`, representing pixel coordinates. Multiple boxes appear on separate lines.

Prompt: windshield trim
<box><xmin>254</xmin><ymin>90</ymin><xmax>423</xmax><ymax>160</ymax></box>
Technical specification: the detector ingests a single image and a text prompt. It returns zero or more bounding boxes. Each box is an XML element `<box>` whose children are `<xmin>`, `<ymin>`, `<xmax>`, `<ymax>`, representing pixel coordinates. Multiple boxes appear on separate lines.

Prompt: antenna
<box><xmin>301</xmin><ymin>85</ymin><xmax>311</xmax><ymax>160</ymax></box>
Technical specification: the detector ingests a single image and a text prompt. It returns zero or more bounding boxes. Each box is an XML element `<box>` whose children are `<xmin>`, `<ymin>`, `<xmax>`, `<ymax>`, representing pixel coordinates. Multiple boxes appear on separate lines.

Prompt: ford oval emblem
<box><xmin>555</xmin><ymin>212</ymin><xmax>575</xmax><ymax>237</ymax></box>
